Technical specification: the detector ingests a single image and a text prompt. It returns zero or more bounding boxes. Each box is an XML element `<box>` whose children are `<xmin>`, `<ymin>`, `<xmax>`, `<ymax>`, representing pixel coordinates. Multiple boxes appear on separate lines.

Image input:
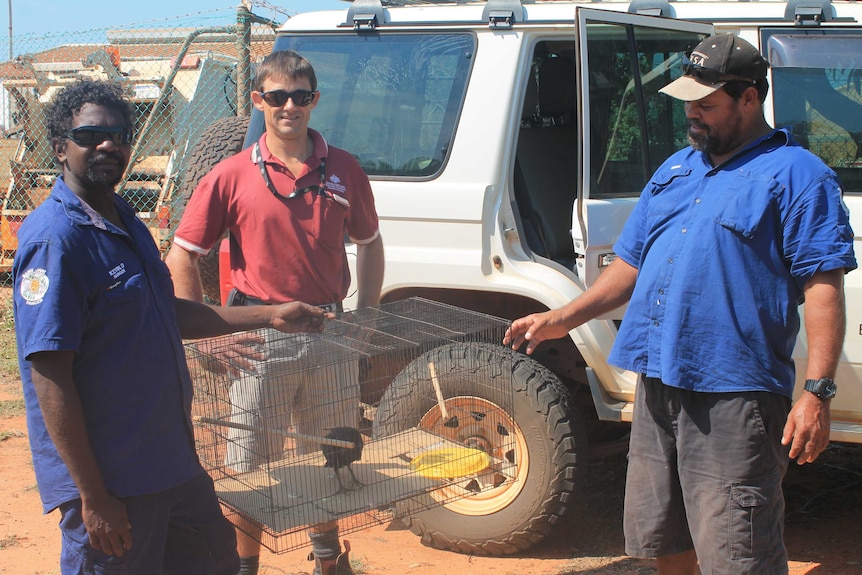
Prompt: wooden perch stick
<box><xmin>192</xmin><ymin>415</ymin><xmax>354</xmax><ymax>449</ymax></box>
<box><xmin>428</xmin><ymin>361</ymin><xmax>449</xmax><ymax>419</ymax></box>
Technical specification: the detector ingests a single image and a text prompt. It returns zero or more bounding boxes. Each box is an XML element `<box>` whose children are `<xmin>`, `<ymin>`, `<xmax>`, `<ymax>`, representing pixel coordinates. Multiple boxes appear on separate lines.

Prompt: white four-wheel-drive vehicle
<box><xmin>184</xmin><ymin>0</ymin><xmax>861</xmax><ymax>556</ymax></box>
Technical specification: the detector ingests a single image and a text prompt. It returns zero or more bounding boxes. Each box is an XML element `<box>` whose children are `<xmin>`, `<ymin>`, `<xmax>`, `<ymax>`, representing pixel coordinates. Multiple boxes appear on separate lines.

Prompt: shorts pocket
<box><xmin>82</xmin><ymin>547</ymin><xmax>126</xmax><ymax>575</ymax></box>
<box><xmin>728</xmin><ymin>477</ymin><xmax>782</xmax><ymax>560</ymax></box>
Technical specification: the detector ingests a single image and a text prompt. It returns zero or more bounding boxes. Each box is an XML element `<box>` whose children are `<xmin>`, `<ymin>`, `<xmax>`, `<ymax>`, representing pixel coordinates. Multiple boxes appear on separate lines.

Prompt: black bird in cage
<box><xmin>322</xmin><ymin>427</ymin><xmax>365</xmax><ymax>494</ymax></box>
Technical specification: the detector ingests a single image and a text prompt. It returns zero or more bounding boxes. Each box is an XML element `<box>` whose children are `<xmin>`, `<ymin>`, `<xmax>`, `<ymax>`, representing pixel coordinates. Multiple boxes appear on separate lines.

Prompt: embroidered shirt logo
<box><xmin>325</xmin><ymin>174</ymin><xmax>346</xmax><ymax>194</ymax></box>
<box><xmin>20</xmin><ymin>268</ymin><xmax>50</xmax><ymax>305</ymax></box>
<box><xmin>108</xmin><ymin>263</ymin><xmax>126</xmax><ymax>280</ymax></box>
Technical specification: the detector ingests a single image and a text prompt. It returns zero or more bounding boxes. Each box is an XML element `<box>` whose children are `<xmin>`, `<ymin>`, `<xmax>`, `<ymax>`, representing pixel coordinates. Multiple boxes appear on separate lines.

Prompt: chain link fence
<box><xmin>0</xmin><ymin>5</ymin><xmax>291</xmax><ymax>272</ymax></box>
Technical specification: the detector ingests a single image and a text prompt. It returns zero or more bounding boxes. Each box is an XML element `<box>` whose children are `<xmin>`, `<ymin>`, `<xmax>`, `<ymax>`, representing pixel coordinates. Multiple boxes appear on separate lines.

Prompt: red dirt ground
<box><xmin>2</xmin><ymin>368</ymin><xmax>861</xmax><ymax>574</ymax></box>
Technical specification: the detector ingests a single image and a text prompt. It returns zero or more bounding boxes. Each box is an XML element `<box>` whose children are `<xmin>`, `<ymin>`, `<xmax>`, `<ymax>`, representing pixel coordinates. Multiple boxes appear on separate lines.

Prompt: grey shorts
<box><xmin>624</xmin><ymin>376</ymin><xmax>792</xmax><ymax>575</ymax></box>
<box><xmin>224</xmin><ymin>329</ymin><xmax>360</xmax><ymax>472</ymax></box>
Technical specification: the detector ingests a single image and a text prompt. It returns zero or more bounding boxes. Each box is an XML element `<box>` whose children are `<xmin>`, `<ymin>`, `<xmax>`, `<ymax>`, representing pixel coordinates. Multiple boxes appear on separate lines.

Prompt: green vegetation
<box><xmin>0</xmin><ymin>429</ymin><xmax>24</xmax><ymax>441</ymax></box>
<box><xmin>0</xmin><ymin>397</ymin><xmax>25</xmax><ymax>418</ymax></box>
<box><xmin>0</xmin><ymin>534</ymin><xmax>19</xmax><ymax>549</ymax></box>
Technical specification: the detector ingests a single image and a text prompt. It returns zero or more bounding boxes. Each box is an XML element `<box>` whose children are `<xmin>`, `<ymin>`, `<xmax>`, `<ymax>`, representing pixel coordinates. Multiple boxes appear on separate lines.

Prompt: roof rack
<box><xmin>343</xmin><ymin>0</ymin><xmax>527</xmax><ymax>30</ymax></box>
<box><xmin>627</xmin><ymin>0</ymin><xmax>673</xmax><ymax>17</ymax></box>
<box><xmin>342</xmin><ymin>0</ymin><xmax>839</xmax><ymax>29</ymax></box>
<box><xmin>345</xmin><ymin>0</ymin><xmax>385</xmax><ymax>31</ymax></box>
<box><xmin>784</xmin><ymin>0</ymin><xmax>834</xmax><ymax>25</ymax></box>
<box><xmin>341</xmin><ymin>0</ymin><xmax>828</xmax><ymax>4</ymax></box>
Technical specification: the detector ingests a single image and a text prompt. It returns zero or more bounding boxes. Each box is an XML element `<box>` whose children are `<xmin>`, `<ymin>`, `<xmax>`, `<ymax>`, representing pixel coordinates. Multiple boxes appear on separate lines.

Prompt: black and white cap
<box><xmin>660</xmin><ymin>34</ymin><xmax>769</xmax><ymax>102</ymax></box>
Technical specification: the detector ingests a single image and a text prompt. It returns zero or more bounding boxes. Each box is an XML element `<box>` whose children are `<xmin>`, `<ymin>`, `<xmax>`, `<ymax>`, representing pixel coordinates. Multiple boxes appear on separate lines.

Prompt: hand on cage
<box><xmin>193</xmin><ymin>331</ymin><xmax>268</xmax><ymax>376</ymax></box>
<box><xmin>270</xmin><ymin>301</ymin><xmax>334</xmax><ymax>334</ymax></box>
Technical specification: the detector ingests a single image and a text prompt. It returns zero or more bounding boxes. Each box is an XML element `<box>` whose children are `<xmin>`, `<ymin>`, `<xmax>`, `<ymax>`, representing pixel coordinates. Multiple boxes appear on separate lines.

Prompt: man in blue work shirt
<box><xmin>505</xmin><ymin>34</ymin><xmax>856</xmax><ymax>575</ymax></box>
<box><xmin>13</xmin><ymin>79</ymin><xmax>331</xmax><ymax>574</ymax></box>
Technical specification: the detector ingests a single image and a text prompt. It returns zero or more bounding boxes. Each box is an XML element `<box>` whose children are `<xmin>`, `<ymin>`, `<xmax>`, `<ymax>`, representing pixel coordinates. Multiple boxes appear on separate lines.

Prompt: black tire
<box><xmin>179</xmin><ymin>115</ymin><xmax>251</xmax><ymax>304</ymax></box>
<box><xmin>373</xmin><ymin>342</ymin><xmax>586</xmax><ymax>556</ymax></box>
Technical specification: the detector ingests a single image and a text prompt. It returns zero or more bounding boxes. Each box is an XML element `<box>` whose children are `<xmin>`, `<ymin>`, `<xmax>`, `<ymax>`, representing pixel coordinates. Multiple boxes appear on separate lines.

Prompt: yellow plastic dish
<box><xmin>409</xmin><ymin>447</ymin><xmax>491</xmax><ymax>479</ymax></box>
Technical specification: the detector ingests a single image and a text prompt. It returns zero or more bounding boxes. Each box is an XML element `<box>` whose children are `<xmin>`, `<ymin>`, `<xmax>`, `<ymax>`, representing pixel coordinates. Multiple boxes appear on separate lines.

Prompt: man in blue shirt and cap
<box><xmin>505</xmin><ymin>34</ymin><xmax>856</xmax><ymax>575</ymax></box>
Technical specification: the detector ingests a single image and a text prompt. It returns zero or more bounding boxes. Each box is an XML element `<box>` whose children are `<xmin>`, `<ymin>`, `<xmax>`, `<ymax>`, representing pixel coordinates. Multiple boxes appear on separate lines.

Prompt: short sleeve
<box><xmin>172</xmin><ymin>165</ymin><xmax>235</xmax><ymax>254</ymax></box>
<box><xmin>13</xmin><ymin>240</ymin><xmax>87</xmax><ymax>360</ymax></box>
<box><xmin>341</xmin><ymin>155</ymin><xmax>379</xmax><ymax>244</ymax></box>
<box><xmin>613</xmin><ymin>184</ymin><xmax>651</xmax><ymax>269</ymax></box>
<box><xmin>782</xmin><ymin>174</ymin><xmax>857</xmax><ymax>284</ymax></box>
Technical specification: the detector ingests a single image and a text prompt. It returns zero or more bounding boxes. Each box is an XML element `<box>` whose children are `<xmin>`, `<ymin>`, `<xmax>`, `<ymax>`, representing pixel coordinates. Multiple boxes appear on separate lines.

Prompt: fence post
<box><xmin>236</xmin><ymin>3</ymin><xmax>252</xmax><ymax>117</ymax></box>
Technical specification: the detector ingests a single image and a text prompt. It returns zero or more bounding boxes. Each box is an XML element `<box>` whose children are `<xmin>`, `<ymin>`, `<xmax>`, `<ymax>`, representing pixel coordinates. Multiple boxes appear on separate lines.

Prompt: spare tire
<box><xmin>178</xmin><ymin>115</ymin><xmax>251</xmax><ymax>304</ymax></box>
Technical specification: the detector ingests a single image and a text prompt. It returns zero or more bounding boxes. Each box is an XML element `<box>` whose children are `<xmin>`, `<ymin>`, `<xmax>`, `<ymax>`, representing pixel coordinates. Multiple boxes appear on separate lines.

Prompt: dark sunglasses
<box><xmin>258</xmin><ymin>89</ymin><xmax>317</xmax><ymax>108</ymax></box>
<box><xmin>681</xmin><ymin>53</ymin><xmax>755</xmax><ymax>86</ymax></box>
<box><xmin>66</xmin><ymin>125</ymin><xmax>134</xmax><ymax>147</ymax></box>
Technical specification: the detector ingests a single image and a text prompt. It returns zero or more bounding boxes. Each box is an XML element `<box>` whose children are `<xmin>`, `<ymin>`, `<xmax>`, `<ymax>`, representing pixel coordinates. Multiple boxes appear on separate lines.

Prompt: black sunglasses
<box><xmin>66</xmin><ymin>125</ymin><xmax>134</xmax><ymax>147</ymax></box>
<box><xmin>258</xmin><ymin>89</ymin><xmax>317</xmax><ymax>108</ymax></box>
<box><xmin>681</xmin><ymin>53</ymin><xmax>755</xmax><ymax>86</ymax></box>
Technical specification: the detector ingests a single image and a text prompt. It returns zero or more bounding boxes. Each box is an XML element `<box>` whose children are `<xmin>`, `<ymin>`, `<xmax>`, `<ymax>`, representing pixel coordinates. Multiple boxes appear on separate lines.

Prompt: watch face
<box><xmin>806</xmin><ymin>378</ymin><xmax>837</xmax><ymax>399</ymax></box>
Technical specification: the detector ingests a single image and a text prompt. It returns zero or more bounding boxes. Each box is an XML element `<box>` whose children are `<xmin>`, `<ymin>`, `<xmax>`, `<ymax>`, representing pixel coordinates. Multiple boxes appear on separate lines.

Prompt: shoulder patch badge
<box><xmin>20</xmin><ymin>268</ymin><xmax>50</xmax><ymax>305</ymax></box>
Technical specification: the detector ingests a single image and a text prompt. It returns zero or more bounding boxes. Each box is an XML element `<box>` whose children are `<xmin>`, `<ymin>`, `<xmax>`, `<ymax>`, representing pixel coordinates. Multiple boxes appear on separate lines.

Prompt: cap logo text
<box><xmin>689</xmin><ymin>52</ymin><xmax>708</xmax><ymax>67</ymax></box>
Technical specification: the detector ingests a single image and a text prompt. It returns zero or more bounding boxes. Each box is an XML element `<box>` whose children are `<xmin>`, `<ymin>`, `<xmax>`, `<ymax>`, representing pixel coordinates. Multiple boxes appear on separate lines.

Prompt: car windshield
<box><xmin>247</xmin><ymin>33</ymin><xmax>474</xmax><ymax>179</ymax></box>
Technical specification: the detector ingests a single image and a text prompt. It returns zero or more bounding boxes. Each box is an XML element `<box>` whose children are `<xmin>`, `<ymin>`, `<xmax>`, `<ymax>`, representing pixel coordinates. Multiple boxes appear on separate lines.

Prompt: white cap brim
<box><xmin>659</xmin><ymin>75</ymin><xmax>725</xmax><ymax>101</ymax></box>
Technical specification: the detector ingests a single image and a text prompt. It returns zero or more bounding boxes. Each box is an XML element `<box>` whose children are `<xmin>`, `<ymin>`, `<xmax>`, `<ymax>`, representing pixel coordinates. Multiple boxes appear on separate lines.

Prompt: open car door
<box><xmin>572</xmin><ymin>8</ymin><xmax>713</xmax><ymax>314</ymax></box>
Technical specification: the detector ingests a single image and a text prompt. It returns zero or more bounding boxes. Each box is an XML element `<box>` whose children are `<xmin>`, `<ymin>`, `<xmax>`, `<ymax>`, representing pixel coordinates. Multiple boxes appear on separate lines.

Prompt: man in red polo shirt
<box><xmin>166</xmin><ymin>50</ymin><xmax>384</xmax><ymax>575</ymax></box>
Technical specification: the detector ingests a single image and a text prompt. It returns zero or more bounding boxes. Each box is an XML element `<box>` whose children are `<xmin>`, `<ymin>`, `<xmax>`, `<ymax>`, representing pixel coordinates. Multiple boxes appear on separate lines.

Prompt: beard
<box><xmin>81</xmin><ymin>154</ymin><xmax>125</xmax><ymax>191</ymax></box>
<box><xmin>687</xmin><ymin>116</ymin><xmax>743</xmax><ymax>158</ymax></box>
<box><xmin>687</xmin><ymin>121</ymin><xmax>711</xmax><ymax>152</ymax></box>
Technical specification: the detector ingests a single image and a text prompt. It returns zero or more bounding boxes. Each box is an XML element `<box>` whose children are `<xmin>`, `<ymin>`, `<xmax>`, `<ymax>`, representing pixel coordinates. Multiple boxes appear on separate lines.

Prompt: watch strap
<box><xmin>804</xmin><ymin>377</ymin><xmax>837</xmax><ymax>400</ymax></box>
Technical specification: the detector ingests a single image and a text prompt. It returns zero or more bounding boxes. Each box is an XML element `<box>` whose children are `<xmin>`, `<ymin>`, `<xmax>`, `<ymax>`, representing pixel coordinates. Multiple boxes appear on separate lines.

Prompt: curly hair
<box><xmin>44</xmin><ymin>79</ymin><xmax>133</xmax><ymax>140</ymax></box>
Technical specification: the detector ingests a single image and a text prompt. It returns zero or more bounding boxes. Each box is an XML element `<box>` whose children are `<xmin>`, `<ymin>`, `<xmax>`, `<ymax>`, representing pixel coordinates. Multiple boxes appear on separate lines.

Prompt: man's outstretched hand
<box><xmin>193</xmin><ymin>303</ymin><xmax>334</xmax><ymax>375</ymax></box>
<box><xmin>503</xmin><ymin>309</ymin><xmax>571</xmax><ymax>355</ymax></box>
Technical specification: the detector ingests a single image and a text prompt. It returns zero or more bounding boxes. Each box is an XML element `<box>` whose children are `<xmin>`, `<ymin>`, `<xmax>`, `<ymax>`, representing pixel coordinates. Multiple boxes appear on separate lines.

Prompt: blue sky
<box><xmin>5</xmin><ymin>1</ymin><xmax>344</xmax><ymax>40</ymax></box>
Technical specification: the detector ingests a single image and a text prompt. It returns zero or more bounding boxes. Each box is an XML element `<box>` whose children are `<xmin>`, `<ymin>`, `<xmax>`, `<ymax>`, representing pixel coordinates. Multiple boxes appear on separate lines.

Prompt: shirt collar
<box><xmin>252</xmin><ymin>128</ymin><xmax>330</xmax><ymax>169</ymax></box>
<box><xmin>701</xmin><ymin>127</ymin><xmax>794</xmax><ymax>171</ymax></box>
<box><xmin>53</xmin><ymin>175</ymin><xmax>135</xmax><ymax>230</ymax></box>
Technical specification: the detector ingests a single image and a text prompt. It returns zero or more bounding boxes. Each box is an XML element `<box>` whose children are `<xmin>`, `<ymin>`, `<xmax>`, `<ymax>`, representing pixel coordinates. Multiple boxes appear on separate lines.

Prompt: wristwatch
<box><xmin>804</xmin><ymin>377</ymin><xmax>838</xmax><ymax>400</ymax></box>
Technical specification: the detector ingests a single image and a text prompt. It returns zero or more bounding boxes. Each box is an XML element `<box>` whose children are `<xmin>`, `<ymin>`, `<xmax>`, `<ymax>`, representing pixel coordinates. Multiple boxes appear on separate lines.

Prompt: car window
<box><xmin>586</xmin><ymin>24</ymin><xmax>703</xmax><ymax>198</ymax></box>
<box><xmin>766</xmin><ymin>28</ymin><xmax>862</xmax><ymax>194</ymax></box>
<box><xmin>250</xmin><ymin>33</ymin><xmax>474</xmax><ymax>179</ymax></box>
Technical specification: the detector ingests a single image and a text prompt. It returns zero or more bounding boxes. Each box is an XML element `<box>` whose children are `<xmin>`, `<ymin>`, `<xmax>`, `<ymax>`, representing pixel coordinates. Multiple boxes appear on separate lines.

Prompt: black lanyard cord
<box><xmin>252</xmin><ymin>142</ymin><xmax>329</xmax><ymax>201</ymax></box>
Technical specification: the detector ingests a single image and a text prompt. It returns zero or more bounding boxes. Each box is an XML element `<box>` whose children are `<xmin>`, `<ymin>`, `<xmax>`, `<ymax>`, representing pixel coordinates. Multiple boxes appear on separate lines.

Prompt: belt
<box><xmin>227</xmin><ymin>288</ymin><xmax>343</xmax><ymax>313</ymax></box>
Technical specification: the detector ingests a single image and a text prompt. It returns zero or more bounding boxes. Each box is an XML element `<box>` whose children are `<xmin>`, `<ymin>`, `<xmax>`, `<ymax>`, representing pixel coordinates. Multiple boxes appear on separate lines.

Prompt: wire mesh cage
<box><xmin>187</xmin><ymin>297</ymin><xmax>516</xmax><ymax>553</ymax></box>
